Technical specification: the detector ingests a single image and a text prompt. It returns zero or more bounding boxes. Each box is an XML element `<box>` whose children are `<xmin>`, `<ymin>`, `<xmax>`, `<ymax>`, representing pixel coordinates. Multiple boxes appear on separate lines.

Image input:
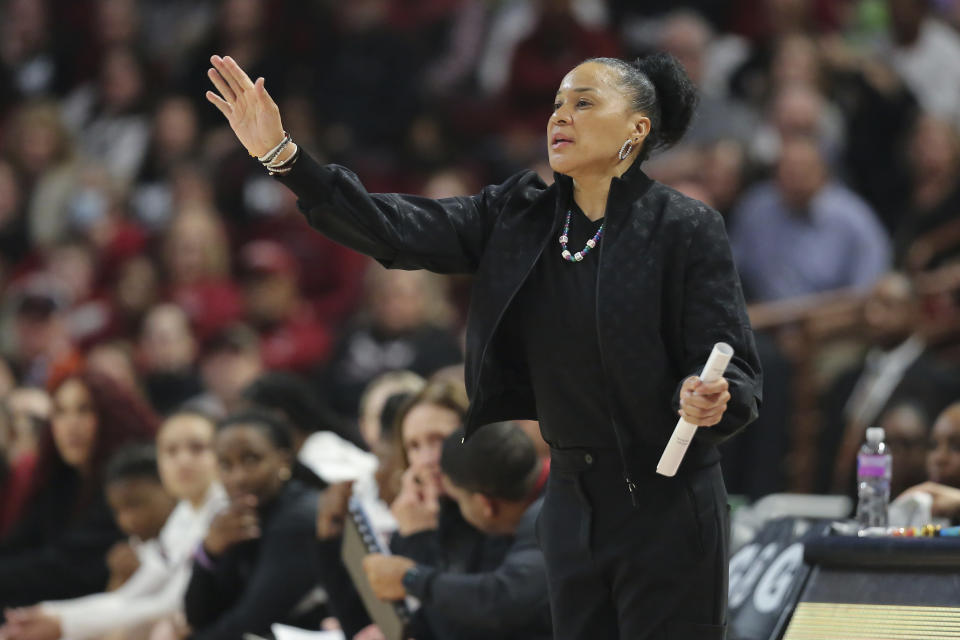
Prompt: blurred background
<box><xmin>1</xmin><ymin>0</ymin><xmax>959</xmax><ymax>507</ymax></box>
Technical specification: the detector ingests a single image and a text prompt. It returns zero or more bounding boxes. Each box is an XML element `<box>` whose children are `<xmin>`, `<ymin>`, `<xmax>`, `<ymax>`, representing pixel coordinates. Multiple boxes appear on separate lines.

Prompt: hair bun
<box><xmin>634</xmin><ymin>52</ymin><xmax>698</xmax><ymax>151</ymax></box>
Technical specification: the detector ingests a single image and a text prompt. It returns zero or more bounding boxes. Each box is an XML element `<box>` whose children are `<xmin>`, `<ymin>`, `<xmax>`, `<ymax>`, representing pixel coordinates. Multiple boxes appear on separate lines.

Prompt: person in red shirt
<box><xmin>238</xmin><ymin>240</ymin><xmax>332</xmax><ymax>373</ymax></box>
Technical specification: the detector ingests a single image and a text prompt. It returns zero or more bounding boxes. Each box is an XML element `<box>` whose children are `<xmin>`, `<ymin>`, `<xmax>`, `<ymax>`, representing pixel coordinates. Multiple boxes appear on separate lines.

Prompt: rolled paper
<box><xmin>657</xmin><ymin>343</ymin><xmax>734</xmax><ymax>477</ymax></box>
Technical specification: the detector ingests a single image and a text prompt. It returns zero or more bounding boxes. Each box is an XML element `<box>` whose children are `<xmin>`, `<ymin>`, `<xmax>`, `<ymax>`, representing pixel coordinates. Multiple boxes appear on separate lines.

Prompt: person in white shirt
<box><xmin>2</xmin><ymin>411</ymin><xmax>226</xmax><ymax>640</ymax></box>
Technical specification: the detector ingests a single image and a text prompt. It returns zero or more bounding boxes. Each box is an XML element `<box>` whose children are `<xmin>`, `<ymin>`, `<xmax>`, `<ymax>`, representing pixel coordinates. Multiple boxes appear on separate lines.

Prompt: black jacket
<box><xmin>185</xmin><ymin>481</ymin><xmax>321</xmax><ymax>639</ymax></box>
<box><xmin>403</xmin><ymin>496</ymin><xmax>551</xmax><ymax>640</ymax></box>
<box><xmin>0</xmin><ymin>471</ymin><xmax>123</xmax><ymax>608</ymax></box>
<box><xmin>278</xmin><ymin>153</ymin><xmax>762</xmax><ymax>481</ymax></box>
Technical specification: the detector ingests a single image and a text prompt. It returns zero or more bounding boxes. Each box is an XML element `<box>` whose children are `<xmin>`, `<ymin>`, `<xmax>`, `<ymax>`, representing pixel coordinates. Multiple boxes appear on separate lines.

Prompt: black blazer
<box><xmin>277</xmin><ymin>153</ymin><xmax>762</xmax><ymax>480</ymax></box>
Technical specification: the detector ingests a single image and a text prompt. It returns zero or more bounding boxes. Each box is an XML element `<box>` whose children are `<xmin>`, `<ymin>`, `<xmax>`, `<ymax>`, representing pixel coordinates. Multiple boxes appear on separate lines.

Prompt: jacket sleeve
<box><xmin>186</xmin><ymin>512</ymin><xmax>321</xmax><ymax>640</ymax></box>
<box><xmin>675</xmin><ymin>208</ymin><xmax>763</xmax><ymax>445</ymax></box>
<box><xmin>274</xmin><ymin>151</ymin><xmax>543</xmax><ymax>274</ymax></box>
<box><xmin>402</xmin><ymin>530</ymin><xmax>549</xmax><ymax>633</ymax></box>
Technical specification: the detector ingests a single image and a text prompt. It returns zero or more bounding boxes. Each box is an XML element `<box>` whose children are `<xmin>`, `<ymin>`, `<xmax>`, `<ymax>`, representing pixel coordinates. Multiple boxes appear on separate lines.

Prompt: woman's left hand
<box><xmin>679</xmin><ymin>376</ymin><xmax>730</xmax><ymax>427</ymax></box>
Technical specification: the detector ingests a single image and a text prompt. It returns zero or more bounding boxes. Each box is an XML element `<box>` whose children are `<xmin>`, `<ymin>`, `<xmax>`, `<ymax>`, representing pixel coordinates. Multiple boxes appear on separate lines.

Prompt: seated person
<box><xmin>184</xmin><ymin>409</ymin><xmax>322</xmax><ymax>639</ymax></box>
<box><xmin>878</xmin><ymin>401</ymin><xmax>931</xmax><ymax>498</ymax></box>
<box><xmin>363</xmin><ymin>422</ymin><xmax>553</xmax><ymax>640</ymax></box>
<box><xmin>0</xmin><ymin>372</ymin><xmax>158</xmax><ymax>608</ymax></box>
<box><xmin>2</xmin><ymin>411</ymin><xmax>225</xmax><ymax>640</ymax></box>
<box><xmin>899</xmin><ymin>403</ymin><xmax>960</xmax><ymax>521</ymax></box>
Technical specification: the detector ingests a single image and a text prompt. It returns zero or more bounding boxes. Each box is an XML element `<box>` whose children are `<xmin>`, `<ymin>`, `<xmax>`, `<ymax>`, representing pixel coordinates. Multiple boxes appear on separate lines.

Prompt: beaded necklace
<box><xmin>559</xmin><ymin>208</ymin><xmax>605</xmax><ymax>262</ymax></box>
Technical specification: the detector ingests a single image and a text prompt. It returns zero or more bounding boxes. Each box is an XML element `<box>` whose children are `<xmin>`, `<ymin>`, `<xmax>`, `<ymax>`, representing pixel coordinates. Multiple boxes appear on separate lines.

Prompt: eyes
<box><xmin>553</xmin><ymin>98</ymin><xmax>592</xmax><ymax>111</ymax></box>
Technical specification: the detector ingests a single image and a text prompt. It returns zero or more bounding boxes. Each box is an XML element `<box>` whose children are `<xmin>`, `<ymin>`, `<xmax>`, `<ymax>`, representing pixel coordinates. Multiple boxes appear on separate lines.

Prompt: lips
<box><xmin>551</xmin><ymin>132</ymin><xmax>574</xmax><ymax>149</ymax></box>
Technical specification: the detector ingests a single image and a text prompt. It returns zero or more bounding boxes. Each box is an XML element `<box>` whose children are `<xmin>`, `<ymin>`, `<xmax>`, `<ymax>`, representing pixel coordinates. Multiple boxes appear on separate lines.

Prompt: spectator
<box><xmin>881</xmin><ymin>0</ymin><xmax>960</xmax><ymax>130</ymax></box>
<box><xmin>879</xmin><ymin>401</ymin><xmax>931</xmax><ymax>498</ymax></box>
<box><xmin>658</xmin><ymin>10</ymin><xmax>757</xmax><ymax>146</ymax></box>
<box><xmin>0</xmin><ymin>371</ymin><xmax>158</xmax><ymax>607</ymax></box>
<box><xmin>161</xmin><ymin>205</ymin><xmax>242</xmax><ymax>341</ymax></box>
<box><xmin>4</xmin><ymin>411</ymin><xmax>226</xmax><ymax>640</ymax></box>
<box><xmin>60</xmin><ymin>46</ymin><xmax>151</xmax><ymax>185</ymax></box>
<box><xmin>238</xmin><ymin>240</ymin><xmax>333</xmax><ymax>374</ymax></box>
<box><xmin>730</xmin><ymin>135</ymin><xmax>890</xmax><ymax>302</ymax></box>
<box><xmin>131</xmin><ymin>96</ymin><xmax>201</xmax><ymax>232</ymax></box>
<box><xmin>896</xmin><ymin>114</ymin><xmax>960</xmax><ymax>271</ymax></box>
<box><xmin>184</xmin><ymin>409</ymin><xmax>323</xmax><ymax>639</ymax></box>
<box><xmin>0</xmin><ymin>401</ymin><xmax>35</xmax><ymax>537</ymax></box>
<box><xmin>192</xmin><ymin>323</ymin><xmax>264</xmax><ymax>418</ymax></box>
<box><xmin>137</xmin><ymin>304</ymin><xmax>203</xmax><ymax>416</ymax></box>
<box><xmin>363</xmin><ymin>423</ymin><xmax>552</xmax><ymax>639</ymax></box>
<box><xmin>357</xmin><ymin>370</ymin><xmax>427</xmax><ymax>450</ymax></box>
<box><xmin>819</xmin><ymin>272</ymin><xmax>960</xmax><ymax>492</ymax></box>
<box><xmin>5</xmin><ymin>276</ymin><xmax>82</xmax><ymax>388</ymax></box>
<box><xmin>900</xmin><ymin>403</ymin><xmax>960</xmax><ymax>522</ymax></box>
<box><xmin>320</xmin><ymin>265</ymin><xmax>462</xmax><ymax>423</ymax></box>
<box><xmin>85</xmin><ymin>339</ymin><xmax>143</xmax><ymax>398</ymax></box>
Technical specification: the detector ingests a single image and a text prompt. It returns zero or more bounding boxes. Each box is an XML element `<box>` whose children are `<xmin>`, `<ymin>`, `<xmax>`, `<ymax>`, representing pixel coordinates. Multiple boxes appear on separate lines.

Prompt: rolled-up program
<box><xmin>656</xmin><ymin>342</ymin><xmax>734</xmax><ymax>477</ymax></box>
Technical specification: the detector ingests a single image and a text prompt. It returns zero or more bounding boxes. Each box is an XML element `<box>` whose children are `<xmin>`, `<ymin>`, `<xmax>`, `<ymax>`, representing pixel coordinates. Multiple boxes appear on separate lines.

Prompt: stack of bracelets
<box><xmin>257</xmin><ymin>131</ymin><xmax>300</xmax><ymax>176</ymax></box>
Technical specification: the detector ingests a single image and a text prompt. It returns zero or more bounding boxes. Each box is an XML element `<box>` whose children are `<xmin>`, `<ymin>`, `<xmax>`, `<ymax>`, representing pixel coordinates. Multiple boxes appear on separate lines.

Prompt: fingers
<box><xmin>682</xmin><ymin>389</ymin><xmax>731</xmax><ymax>412</ymax></box>
<box><xmin>207</xmin><ymin>67</ymin><xmax>236</xmax><ymax>103</ymax></box>
<box><xmin>214</xmin><ymin>55</ymin><xmax>255</xmax><ymax>93</ymax></box>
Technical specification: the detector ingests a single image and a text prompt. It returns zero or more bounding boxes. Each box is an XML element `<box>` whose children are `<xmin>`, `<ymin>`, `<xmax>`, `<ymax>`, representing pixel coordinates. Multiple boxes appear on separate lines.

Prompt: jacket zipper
<box><xmin>594</xmin><ymin>209</ymin><xmax>641</xmax><ymax>508</ymax></box>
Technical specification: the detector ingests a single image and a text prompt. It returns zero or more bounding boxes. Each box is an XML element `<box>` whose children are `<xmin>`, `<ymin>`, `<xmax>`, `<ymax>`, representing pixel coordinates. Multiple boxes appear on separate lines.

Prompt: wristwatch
<box><xmin>401</xmin><ymin>565</ymin><xmax>422</xmax><ymax>593</ymax></box>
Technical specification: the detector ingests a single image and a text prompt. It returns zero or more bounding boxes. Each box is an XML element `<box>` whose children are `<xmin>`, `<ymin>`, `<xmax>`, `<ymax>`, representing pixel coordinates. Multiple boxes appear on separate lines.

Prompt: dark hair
<box><xmin>217</xmin><ymin>408</ymin><xmax>294</xmax><ymax>451</ymax></box>
<box><xmin>588</xmin><ymin>53</ymin><xmax>698</xmax><ymax>161</ymax></box>
<box><xmin>241</xmin><ymin>371</ymin><xmax>360</xmax><ymax>446</ymax></box>
<box><xmin>105</xmin><ymin>444</ymin><xmax>160</xmax><ymax>484</ymax></box>
<box><xmin>440</xmin><ymin>422</ymin><xmax>538</xmax><ymax>501</ymax></box>
<box><xmin>31</xmin><ymin>371</ymin><xmax>160</xmax><ymax>509</ymax></box>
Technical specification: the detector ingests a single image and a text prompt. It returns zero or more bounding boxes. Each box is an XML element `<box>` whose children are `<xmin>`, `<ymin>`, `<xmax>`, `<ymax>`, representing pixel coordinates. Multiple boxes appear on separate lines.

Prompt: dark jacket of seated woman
<box><xmin>185</xmin><ymin>410</ymin><xmax>322</xmax><ymax>639</ymax></box>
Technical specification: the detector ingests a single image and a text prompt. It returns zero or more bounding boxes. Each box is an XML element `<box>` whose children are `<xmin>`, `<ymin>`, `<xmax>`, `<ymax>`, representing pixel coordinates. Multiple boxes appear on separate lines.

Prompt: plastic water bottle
<box><xmin>855</xmin><ymin>427</ymin><xmax>892</xmax><ymax>529</ymax></box>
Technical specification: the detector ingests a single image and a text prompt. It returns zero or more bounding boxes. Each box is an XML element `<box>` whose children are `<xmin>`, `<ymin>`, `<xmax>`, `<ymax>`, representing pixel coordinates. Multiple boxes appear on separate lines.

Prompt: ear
<box><xmin>476</xmin><ymin>493</ymin><xmax>496</xmax><ymax>520</ymax></box>
<box><xmin>632</xmin><ymin>114</ymin><xmax>651</xmax><ymax>144</ymax></box>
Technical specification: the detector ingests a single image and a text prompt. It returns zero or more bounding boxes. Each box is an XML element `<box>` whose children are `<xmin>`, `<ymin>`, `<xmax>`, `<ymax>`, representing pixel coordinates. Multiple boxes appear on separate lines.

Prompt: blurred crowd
<box><xmin>1</xmin><ymin>0</ymin><xmax>960</xmax><ymax>638</ymax></box>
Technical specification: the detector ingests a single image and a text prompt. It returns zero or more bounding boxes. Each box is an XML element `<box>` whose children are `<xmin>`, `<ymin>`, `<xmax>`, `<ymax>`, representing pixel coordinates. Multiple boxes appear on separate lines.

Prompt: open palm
<box><xmin>205</xmin><ymin>55</ymin><xmax>285</xmax><ymax>158</ymax></box>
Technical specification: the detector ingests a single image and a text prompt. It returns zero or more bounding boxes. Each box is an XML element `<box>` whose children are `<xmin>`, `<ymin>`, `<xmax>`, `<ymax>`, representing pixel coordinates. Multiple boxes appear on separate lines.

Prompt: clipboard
<box><xmin>340</xmin><ymin>497</ymin><xmax>412</xmax><ymax>640</ymax></box>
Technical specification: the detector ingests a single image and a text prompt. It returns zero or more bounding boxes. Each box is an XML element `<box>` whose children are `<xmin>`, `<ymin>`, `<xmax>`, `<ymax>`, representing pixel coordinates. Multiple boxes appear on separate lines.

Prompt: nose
<box><xmin>551</xmin><ymin>104</ymin><xmax>571</xmax><ymax>126</ymax></box>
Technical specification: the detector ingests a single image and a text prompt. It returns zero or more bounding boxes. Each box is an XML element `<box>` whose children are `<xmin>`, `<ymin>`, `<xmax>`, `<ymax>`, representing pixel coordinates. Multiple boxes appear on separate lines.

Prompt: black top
<box><xmin>513</xmin><ymin>203</ymin><xmax>614</xmax><ymax>448</ymax></box>
<box><xmin>185</xmin><ymin>480</ymin><xmax>321</xmax><ymax>639</ymax></box>
<box><xmin>0</xmin><ymin>470</ymin><xmax>123</xmax><ymax>608</ymax></box>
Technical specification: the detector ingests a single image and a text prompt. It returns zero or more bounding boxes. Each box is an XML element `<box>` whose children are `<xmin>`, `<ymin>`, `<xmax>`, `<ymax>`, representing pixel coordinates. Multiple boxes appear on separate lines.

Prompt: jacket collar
<box><xmin>552</xmin><ymin>159</ymin><xmax>654</xmax><ymax>222</ymax></box>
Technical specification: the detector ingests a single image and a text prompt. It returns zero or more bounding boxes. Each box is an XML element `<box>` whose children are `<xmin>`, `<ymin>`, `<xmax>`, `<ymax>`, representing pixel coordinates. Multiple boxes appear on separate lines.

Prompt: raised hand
<box><xmin>203</xmin><ymin>495</ymin><xmax>260</xmax><ymax>556</ymax></box>
<box><xmin>205</xmin><ymin>55</ymin><xmax>286</xmax><ymax>158</ymax></box>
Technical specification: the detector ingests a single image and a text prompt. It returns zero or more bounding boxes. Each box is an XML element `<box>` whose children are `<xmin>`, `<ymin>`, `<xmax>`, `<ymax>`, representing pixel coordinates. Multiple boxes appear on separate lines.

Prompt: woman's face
<box><xmin>51</xmin><ymin>379</ymin><xmax>98</xmax><ymax>470</ymax></box>
<box><xmin>547</xmin><ymin>62</ymin><xmax>647</xmax><ymax>179</ymax></box>
<box><xmin>158</xmin><ymin>414</ymin><xmax>217</xmax><ymax>503</ymax></box>
<box><xmin>215</xmin><ymin>424</ymin><xmax>290</xmax><ymax>503</ymax></box>
<box><xmin>401</xmin><ymin>403</ymin><xmax>460</xmax><ymax>483</ymax></box>
<box><xmin>927</xmin><ymin>411</ymin><xmax>960</xmax><ymax>487</ymax></box>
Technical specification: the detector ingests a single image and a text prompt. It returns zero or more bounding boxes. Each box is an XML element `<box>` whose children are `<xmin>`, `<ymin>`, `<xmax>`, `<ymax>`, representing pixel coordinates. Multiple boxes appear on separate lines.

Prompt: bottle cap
<box><xmin>866</xmin><ymin>427</ymin><xmax>885</xmax><ymax>443</ymax></box>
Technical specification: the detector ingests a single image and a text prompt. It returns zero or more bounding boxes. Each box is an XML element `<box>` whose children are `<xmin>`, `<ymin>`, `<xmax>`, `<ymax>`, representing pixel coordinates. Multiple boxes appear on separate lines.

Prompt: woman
<box><xmin>1</xmin><ymin>411</ymin><xmax>226</xmax><ymax>640</ymax></box>
<box><xmin>0</xmin><ymin>371</ymin><xmax>159</xmax><ymax>608</ymax></box>
<box><xmin>206</xmin><ymin>52</ymin><xmax>762</xmax><ymax>639</ymax></box>
<box><xmin>184</xmin><ymin>409</ymin><xmax>321</xmax><ymax>639</ymax></box>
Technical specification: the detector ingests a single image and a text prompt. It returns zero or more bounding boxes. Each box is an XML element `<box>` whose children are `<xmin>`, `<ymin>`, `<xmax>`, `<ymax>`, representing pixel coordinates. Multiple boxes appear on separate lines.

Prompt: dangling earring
<box><xmin>278</xmin><ymin>467</ymin><xmax>291</xmax><ymax>481</ymax></box>
<box><xmin>618</xmin><ymin>139</ymin><xmax>635</xmax><ymax>161</ymax></box>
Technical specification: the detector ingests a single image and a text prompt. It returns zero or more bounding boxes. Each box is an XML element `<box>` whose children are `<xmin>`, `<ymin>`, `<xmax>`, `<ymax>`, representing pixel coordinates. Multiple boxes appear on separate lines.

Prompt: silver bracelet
<box><xmin>268</xmin><ymin>144</ymin><xmax>300</xmax><ymax>176</ymax></box>
<box><xmin>257</xmin><ymin>132</ymin><xmax>291</xmax><ymax>164</ymax></box>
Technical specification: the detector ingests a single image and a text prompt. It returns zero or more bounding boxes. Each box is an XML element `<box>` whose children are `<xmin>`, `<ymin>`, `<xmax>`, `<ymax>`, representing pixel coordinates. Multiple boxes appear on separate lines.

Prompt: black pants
<box><xmin>538</xmin><ymin>447</ymin><xmax>729</xmax><ymax>640</ymax></box>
